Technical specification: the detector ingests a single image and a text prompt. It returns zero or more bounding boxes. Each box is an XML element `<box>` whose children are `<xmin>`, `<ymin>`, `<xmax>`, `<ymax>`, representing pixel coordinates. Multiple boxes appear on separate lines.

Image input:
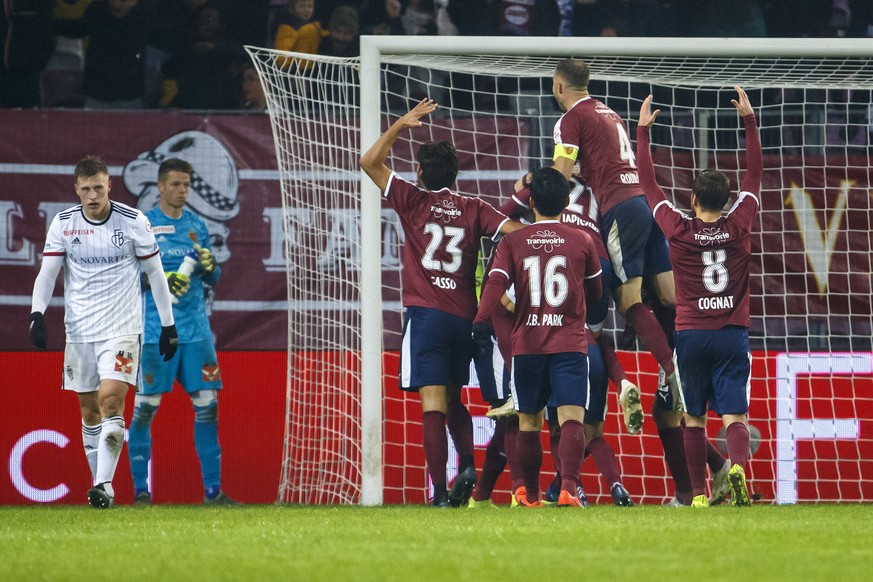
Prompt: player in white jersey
<box><xmin>29</xmin><ymin>155</ymin><xmax>178</xmax><ymax>509</ymax></box>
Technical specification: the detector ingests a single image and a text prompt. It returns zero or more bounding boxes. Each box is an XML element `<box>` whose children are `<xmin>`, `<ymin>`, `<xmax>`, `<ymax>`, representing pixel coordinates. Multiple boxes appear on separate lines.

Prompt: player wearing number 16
<box><xmin>474</xmin><ymin>167</ymin><xmax>603</xmax><ymax>508</ymax></box>
<box><xmin>636</xmin><ymin>86</ymin><xmax>762</xmax><ymax>507</ymax></box>
<box><xmin>360</xmin><ymin>98</ymin><xmax>523</xmax><ymax>507</ymax></box>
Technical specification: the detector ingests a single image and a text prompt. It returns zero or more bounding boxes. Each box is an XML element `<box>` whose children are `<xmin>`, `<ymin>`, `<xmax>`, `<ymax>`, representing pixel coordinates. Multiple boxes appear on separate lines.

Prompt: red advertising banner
<box><xmin>3</xmin><ymin>349</ymin><xmax>871</xmax><ymax>505</ymax></box>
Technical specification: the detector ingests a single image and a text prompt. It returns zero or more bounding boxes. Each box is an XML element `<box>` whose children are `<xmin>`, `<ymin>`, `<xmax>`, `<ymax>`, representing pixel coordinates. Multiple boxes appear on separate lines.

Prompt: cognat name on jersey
<box><xmin>698</xmin><ymin>295</ymin><xmax>735</xmax><ymax>310</ymax></box>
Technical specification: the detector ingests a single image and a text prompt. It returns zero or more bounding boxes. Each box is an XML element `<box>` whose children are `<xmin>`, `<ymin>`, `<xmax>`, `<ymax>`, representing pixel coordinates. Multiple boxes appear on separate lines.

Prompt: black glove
<box><xmin>29</xmin><ymin>312</ymin><xmax>47</xmax><ymax>348</ymax></box>
<box><xmin>471</xmin><ymin>322</ymin><xmax>494</xmax><ymax>350</ymax></box>
<box><xmin>159</xmin><ymin>325</ymin><xmax>179</xmax><ymax>361</ymax></box>
<box><xmin>166</xmin><ymin>272</ymin><xmax>191</xmax><ymax>297</ymax></box>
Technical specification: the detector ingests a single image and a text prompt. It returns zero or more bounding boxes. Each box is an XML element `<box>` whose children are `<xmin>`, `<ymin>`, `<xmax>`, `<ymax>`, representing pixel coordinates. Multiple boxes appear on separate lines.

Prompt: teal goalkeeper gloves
<box><xmin>166</xmin><ymin>272</ymin><xmax>191</xmax><ymax>297</ymax></box>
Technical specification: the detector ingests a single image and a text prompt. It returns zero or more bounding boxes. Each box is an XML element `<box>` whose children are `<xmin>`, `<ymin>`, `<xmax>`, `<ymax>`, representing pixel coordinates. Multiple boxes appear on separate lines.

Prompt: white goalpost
<box><xmin>247</xmin><ymin>37</ymin><xmax>873</xmax><ymax>506</ymax></box>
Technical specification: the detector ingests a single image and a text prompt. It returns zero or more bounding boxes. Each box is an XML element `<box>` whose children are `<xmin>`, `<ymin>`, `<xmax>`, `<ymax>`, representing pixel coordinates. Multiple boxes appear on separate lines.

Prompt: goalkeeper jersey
<box><xmin>143</xmin><ymin>207</ymin><xmax>220</xmax><ymax>344</ymax></box>
<box><xmin>42</xmin><ymin>201</ymin><xmax>159</xmax><ymax>342</ymax></box>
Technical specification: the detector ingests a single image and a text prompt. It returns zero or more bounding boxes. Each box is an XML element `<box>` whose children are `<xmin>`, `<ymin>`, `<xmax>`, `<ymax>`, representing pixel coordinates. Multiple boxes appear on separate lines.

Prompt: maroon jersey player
<box><xmin>516</xmin><ymin>59</ymin><xmax>680</xmax><ymax>428</ymax></box>
<box><xmin>474</xmin><ymin>167</ymin><xmax>602</xmax><ymax>507</ymax></box>
<box><xmin>360</xmin><ymin>98</ymin><xmax>522</xmax><ymax>508</ymax></box>
<box><xmin>636</xmin><ymin>86</ymin><xmax>761</xmax><ymax>507</ymax></box>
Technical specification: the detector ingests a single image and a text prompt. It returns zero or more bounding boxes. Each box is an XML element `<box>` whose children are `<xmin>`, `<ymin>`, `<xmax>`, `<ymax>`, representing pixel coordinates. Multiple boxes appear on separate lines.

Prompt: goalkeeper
<box><xmin>128</xmin><ymin>158</ymin><xmax>237</xmax><ymax>506</ymax></box>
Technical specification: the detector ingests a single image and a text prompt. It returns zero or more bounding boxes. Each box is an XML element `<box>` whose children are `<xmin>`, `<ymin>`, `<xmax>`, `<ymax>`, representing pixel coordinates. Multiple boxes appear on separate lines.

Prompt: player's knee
<box><xmin>133</xmin><ymin>395</ymin><xmax>161</xmax><ymax>424</ymax></box>
<box><xmin>192</xmin><ymin>391</ymin><xmax>218</xmax><ymax>423</ymax></box>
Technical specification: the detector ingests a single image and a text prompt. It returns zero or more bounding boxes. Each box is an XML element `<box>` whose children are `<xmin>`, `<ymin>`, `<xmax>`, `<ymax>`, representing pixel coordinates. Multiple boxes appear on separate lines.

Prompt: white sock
<box><xmin>82</xmin><ymin>421</ymin><xmax>101</xmax><ymax>482</ymax></box>
<box><xmin>95</xmin><ymin>416</ymin><xmax>125</xmax><ymax>489</ymax></box>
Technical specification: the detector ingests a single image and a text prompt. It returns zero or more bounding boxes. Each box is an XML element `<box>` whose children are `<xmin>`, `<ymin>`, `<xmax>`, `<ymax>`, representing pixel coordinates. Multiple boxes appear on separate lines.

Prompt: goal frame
<box><xmin>357</xmin><ymin>36</ymin><xmax>872</xmax><ymax>506</ymax></box>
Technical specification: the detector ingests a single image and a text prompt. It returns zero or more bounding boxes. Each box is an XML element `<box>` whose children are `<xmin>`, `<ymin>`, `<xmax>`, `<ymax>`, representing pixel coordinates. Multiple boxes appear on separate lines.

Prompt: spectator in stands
<box><xmin>241</xmin><ymin>64</ymin><xmax>268</xmax><ymax>110</ymax></box>
<box><xmin>359</xmin><ymin>0</ymin><xmax>404</xmax><ymax>35</ymax></box>
<box><xmin>53</xmin><ymin>0</ymin><xmax>149</xmax><ymax>109</ymax></box>
<box><xmin>273</xmin><ymin>0</ymin><xmax>326</xmax><ymax>55</ymax></box>
<box><xmin>143</xmin><ymin>0</ymin><xmax>211</xmax><ymax>108</ymax></box>
<box><xmin>400</xmin><ymin>0</ymin><xmax>437</xmax><ymax>35</ymax></box>
<box><xmin>0</xmin><ymin>0</ymin><xmax>56</xmax><ymax>108</ymax></box>
<box><xmin>166</xmin><ymin>2</ymin><xmax>247</xmax><ymax>110</ymax></box>
<box><xmin>318</xmin><ymin>5</ymin><xmax>361</xmax><ymax>57</ymax></box>
<box><xmin>674</xmin><ymin>0</ymin><xmax>767</xmax><ymax>37</ymax></box>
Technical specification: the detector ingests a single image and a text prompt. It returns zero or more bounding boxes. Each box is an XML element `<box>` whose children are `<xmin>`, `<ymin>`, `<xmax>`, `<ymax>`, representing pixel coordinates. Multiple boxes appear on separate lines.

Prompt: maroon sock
<box><xmin>625</xmin><ymin>302</ymin><xmax>674</xmax><ymax>375</ymax></box>
<box><xmin>558</xmin><ymin>420</ymin><xmax>587</xmax><ymax>492</ymax></box>
<box><xmin>587</xmin><ymin>436</ymin><xmax>621</xmax><ymax>487</ymax></box>
<box><xmin>659</xmin><ymin>425</ymin><xmax>692</xmax><ymax>502</ymax></box>
<box><xmin>446</xmin><ymin>398</ymin><xmax>474</xmax><ymax>460</ymax></box>
<box><xmin>504</xmin><ymin>416</ymin><xmax>523</xmax><ymax>491</ymax></box>
<box><xmin>683</xmin><ymin>426</ymin><xmax>708</xmax><ymax>497</ymax></box>
<box><xmin>726</xmin><ymin>421</ymin><xmax>751</xmax><ymax>468</ymax></box>
<box><xmin>422</xmin><ymin>411</ymin><xmax>448</xmax><ymax>486</ymax></box>
<box><xmin>516</xmin><ymin>430</ymin><xmax>543</xmax><ymax>499</ymax></box>
<box><xmin>597</xmin><ymin>335</ymin><xmax>627</xmax><ymax>386</ymax></box>
<box><xmin>653</xmin><ymin>303</ymin><xmax>676</xmax><ymax>350</ymax></box>
<box><xmin>473</xmin><ymin>418</ymin><xmax>508</xmax><ymax>501</ymax></box>
<box><xmin>549</xmin><ymin>428</ymin><xmax>561</xmax><ymax>478</ymax></box>
<box><xmin>706</xmin><ymin>439</ymin><xmax>727</xmax><ymax>473</ymax></box>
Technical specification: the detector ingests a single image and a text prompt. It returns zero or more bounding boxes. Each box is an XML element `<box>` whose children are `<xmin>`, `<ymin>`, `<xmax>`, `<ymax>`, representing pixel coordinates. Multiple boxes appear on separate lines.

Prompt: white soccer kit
<box><xmin>43</xmin><ymin>201</ymin><xmax>160</xmax><ymax>342</ymax></box>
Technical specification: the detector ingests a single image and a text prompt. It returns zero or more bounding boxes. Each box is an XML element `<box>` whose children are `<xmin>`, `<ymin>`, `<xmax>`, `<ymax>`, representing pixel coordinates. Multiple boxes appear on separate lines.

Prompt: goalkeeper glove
<box><xmin>166</xmin><ymin>272</ymin><xmax>191</xmax><ymax>298</ymax></box>
<box><xmin>29</xmin><ymin>312</ymin><xmax>47</xmax><ymax>348</ymax></box>
<box><xmin>194</xmin><ymin>243</ymin><xmax>216</xmax><ymax>274</ymax></box>
<box><xmin>159</xmin><ymin>324</ymin><xmax>179</xmax><ymax>362</ymax></box>
<box><xmin>471</xmin><ymin>322</ymin><xmax>494</xmax><ymax>350</ymax></box>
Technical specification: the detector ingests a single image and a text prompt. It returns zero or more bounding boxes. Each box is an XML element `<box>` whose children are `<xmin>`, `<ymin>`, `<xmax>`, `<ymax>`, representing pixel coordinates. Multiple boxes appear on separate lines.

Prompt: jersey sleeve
<box><xmin>475</xmin><ymin>241</ymin><xmax>512</xmax><ymax>325</ymax></box>
<box><xmin>383</xmin><ymin>173</ymin><xmax>422</xmax><ymax>215</ymax></box>
<box><xmin>43</xmin><ymin>213</ymin><xmax>66</xmax><ymax>256</ymax></box>
<box><xmin>740</xmin><ymin>114</ymin><xmax>762</xmax><ymax>196</ymax></box>
<box><xmin>552</xmin><ymin>114</ymin><xmax>580</xmax><ymax>162</ymax></box>
<box><xmin>133</xmin><ymin>212</ymin><xmax>160</xmax><ymax>259</ymax></box>
<box><xmin>478</xmin><ymin>200</ymin><xmax>511</xmax><ymax>239</ymax></box>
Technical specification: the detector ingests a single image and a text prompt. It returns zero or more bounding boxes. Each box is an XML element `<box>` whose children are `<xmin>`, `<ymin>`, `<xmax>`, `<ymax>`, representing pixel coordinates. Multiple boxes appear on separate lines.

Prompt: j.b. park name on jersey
<box><xmin>525</xmin><ymin>313</ymin><xmax>564</xmax><ymax>327</ymax></box>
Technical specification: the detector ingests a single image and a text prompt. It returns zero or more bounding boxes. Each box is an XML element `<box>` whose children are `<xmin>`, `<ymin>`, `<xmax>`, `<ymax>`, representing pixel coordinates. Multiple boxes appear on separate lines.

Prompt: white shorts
<box><xmin>62</xmin><ymin>335</ymin><xmax>142</xmax><ymax>393</ymax></box>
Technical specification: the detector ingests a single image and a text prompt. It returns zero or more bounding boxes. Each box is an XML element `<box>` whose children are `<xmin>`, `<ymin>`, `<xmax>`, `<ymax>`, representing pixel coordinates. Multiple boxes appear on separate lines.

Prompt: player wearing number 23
<box><xmin>636</xmin><ymin>86</ymin><xmax>762</xmax><ymax>507</ymax></box>
<box><xmin>360</xmin><ymin>98</ymin><xmax>523</xmax><ymax>507</ymax></box>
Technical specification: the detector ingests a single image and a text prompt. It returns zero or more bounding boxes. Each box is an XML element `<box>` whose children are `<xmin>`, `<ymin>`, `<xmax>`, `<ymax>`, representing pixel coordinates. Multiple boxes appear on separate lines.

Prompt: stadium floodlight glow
<box><xmin>249</xmin><ymin>36</ymin><xmax>873</xmax><ymax>506</ymax></box>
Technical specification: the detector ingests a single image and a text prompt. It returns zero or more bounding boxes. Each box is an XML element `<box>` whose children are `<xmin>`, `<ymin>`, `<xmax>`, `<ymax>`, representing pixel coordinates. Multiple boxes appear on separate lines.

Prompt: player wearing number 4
<box><xmin>29</xmin><ymin>156</ymin><xmax>178</xmax><ymax>509</ymax></box>
<box><xmin>474</xmin><ymin>167</ymin><xmax>603</xmax><ymax>508</ymax></box>
<box><xmin>127</xmin><ymin>158</ymin><xmax>237</xmax><ymax>506</ymax></box>
<box><xmin>636</xmin><ymin>86</ymin><xmax>761</xmax><ymax>507</ymax></box>
<box><xmin>360</xmin><ymin>98</ymin><xmax>524</xmax><ymax>507</ymax></box>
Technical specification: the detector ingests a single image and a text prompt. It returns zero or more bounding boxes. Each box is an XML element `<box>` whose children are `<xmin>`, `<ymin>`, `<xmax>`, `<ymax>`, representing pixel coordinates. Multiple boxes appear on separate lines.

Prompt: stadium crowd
<box><xmin>1</xmin><ymin>0</ymin><xmax>871</xmax><ymax>109</ymax></box>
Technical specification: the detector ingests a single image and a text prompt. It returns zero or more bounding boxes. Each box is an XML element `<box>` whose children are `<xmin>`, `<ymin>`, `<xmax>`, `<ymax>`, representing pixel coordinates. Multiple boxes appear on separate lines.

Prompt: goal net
<box><xmin>247</xmin><ymin>37</ymin><xmax>873</xmax><ymax>505</ymax></box>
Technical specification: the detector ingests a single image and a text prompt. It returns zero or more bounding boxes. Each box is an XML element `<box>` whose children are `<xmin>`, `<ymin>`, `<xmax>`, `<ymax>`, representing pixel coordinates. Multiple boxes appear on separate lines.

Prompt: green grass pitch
<box><xmin>1</xmin><ymin>504</ymin><xmax>871</xmax><ymax>581</ymax></box>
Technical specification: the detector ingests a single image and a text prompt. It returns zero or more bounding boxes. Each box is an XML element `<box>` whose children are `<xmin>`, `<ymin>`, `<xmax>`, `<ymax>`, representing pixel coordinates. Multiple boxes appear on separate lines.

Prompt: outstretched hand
<box><xmin>397</xmin><ymin>98</ymin><xmax>438</xmax><ymax>131</ymax></box>
<box><xmin>731</xmin><ymin>85</ymin><xmax>753</xmax><ymax>117</ymax></box>
<box><xmin>638</xmin><ymin>95</ymin><xmax>661</xmax><ymax>128</ymax></box>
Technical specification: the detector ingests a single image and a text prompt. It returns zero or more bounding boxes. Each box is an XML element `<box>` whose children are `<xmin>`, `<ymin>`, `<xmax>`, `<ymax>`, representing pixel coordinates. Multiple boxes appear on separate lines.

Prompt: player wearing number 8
<box><xmin>360</xmin><ymin>98</ymin><xmax>523</xmax><ymax>507</ymax></box>
<box><xmin>636</xmin><ymin>86</ymin><xmax>762</xmax><ymax>507</ymax></box>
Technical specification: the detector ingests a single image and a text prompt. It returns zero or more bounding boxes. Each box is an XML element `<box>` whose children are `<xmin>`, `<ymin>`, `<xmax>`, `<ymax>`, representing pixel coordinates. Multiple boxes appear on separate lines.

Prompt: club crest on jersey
<box><xmin>527</xmin><ymin>230</ymin><xmax>565</xmax><ymax>253</ymax></box>
<box><xmin>111</xmin><ymin>229</ymin><xmax>125</xmax><ymax>249</ymax></box>
<box><xmin>115</xmin><ymin>351</ymin><xmax>133</xmax><ymax>374</ymax></box>
<box><xmin>202</xmin><ymin>364</ymin><xmax>220</xmax><ymax>382</ymax></box>
<box><xmin>431</xmin><ymin>199</ymin><xmax>461</xmax><ymax>223</ymax></box>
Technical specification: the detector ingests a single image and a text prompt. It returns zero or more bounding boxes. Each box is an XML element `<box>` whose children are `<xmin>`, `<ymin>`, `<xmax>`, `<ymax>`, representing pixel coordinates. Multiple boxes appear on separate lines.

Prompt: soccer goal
<box><xmin>247</xmin><ymin>37</ymin><xmax>873</xmax><ymax>506</ymax></box>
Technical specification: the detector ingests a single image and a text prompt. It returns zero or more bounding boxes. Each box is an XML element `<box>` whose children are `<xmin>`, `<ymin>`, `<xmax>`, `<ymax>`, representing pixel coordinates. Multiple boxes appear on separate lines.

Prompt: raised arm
<box><xmin>732</xmin><ymin>86</ymin><xmax>762</xmax><ymax>194</ymax></box>
<box><xmin>360</xmin><ymin>98</ymin><xmax>438</xmax><ymax>192</ymax></box>
<box><xmin>635</xmin><ymin>95</ymin><xmax>669</xmax><ymax>210</ymax></box>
